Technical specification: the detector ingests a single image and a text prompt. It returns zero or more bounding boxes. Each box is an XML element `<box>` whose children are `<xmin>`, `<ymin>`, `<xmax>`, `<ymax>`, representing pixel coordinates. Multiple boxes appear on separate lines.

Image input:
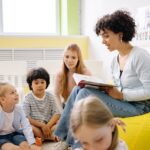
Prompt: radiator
<box><xmin>0</xmin><ymin>48</ymin><xmax>63</xmax><ymax>87</ymax></box>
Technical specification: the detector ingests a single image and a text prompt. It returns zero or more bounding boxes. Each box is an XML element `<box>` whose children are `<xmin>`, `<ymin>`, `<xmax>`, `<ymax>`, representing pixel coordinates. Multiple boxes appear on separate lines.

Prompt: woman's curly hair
<box><xmin>95</xmin><ymin>10</ymin><xmax>136</xmax><ymax>42</ymax></box>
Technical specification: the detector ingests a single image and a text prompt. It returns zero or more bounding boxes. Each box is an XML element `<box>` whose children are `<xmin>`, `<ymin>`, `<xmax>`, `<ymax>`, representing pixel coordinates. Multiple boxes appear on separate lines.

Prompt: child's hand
<box><xmin>113</xmin><ymin>118</ymin><xmax>126</xmax><ymax>132</ymax></box>
<box><xmin>41</xmin><ymin>124</ymin><xmax>51</xmax><ymax>138</ymax></box>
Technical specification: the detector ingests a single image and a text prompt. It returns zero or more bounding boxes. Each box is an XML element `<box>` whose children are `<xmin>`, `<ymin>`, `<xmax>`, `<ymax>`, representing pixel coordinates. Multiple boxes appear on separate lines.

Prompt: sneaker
<box><xmin>54</xmin><ymin>141</ymin><xmax>69</xmax><ymax>150</ymax></box>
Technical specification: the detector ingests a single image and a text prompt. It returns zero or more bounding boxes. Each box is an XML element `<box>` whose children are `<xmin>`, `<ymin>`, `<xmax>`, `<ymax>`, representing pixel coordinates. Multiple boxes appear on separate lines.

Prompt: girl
<box><xmin>70</xmin><ymin>96</ymin><xmax>128</xmax><ymax>150</ymax></box>
<box><xmin>54</xmin><ymin>43</ymin><xmax>91</xmax><ymax>111</ymax></box>
<box><xmin>23</xmin><ymin>67</ymin><xmax>60</xmax><ymax>142</ymax></box>
<box><xmin>0</xmin><ymin>82</ymin><xmax>41</xmax><ymax>150</ymax></box>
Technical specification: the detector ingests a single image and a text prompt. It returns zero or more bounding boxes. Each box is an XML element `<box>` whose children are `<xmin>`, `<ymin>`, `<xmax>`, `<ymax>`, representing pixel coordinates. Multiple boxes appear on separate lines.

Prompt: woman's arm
<box><xmin>111</xmin><ymin>48</ymin><xmax>150</xmax><ymax>101</ymax></box>
<box><xmin>122</xmin><ymin>50</ymin><xmax>150</xmax><ymax>101</ymax></box>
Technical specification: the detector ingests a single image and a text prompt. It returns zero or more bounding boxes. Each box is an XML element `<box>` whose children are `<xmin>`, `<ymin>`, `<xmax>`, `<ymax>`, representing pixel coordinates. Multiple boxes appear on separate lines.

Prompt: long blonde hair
<box><xmin>60</xmin><ymin>43</ymin><xmax>87</xmax><ymax>100</ymax></box>
<box><xmin>70</xmin><ymin>96</ymin><xmax>118</xmax><ymax>150</ymax></box>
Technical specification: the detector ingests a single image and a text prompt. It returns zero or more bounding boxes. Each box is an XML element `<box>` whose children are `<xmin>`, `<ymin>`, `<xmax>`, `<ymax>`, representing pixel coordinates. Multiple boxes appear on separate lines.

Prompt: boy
<box><xmin>23</xmin><ymin>67</ymin><xmax>60</xmax><ymax>141</ymax></box>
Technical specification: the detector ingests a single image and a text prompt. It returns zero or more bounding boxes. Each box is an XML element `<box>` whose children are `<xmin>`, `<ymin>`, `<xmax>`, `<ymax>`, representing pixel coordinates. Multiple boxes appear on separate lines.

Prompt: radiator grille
<box><xmin>0</xmin><ymin>48</ymin><xmax>63</xmax><ymax>69</ymax></box>
<box><xmin>0</xmin><ymin>48</ymin><xmax>63</xmax><ymax>89</ymax></box>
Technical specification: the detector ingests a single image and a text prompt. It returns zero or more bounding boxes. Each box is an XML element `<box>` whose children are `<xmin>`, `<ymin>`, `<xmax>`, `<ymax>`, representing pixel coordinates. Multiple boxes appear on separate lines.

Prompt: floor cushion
<box><xmin>119</xmin><ymin>112</ymin><xmax>150</xmax><ymax>150</ymax></box>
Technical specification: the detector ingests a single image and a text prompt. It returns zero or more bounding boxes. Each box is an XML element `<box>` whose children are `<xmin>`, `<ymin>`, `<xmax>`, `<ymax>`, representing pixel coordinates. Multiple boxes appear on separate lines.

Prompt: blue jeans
<box><xmin>54</xmin><ymin>86</ymin><xmax>149</xmax><ymax>147</ymax></box>
<box><xmin>0</xmin><ymin>131</ymin><xmax>26</xmax><ymax>147</ymax></box>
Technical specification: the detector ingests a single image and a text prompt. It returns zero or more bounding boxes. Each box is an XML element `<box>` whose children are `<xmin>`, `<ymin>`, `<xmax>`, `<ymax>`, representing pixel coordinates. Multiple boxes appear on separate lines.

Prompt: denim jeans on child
<box><xmin>0</xmin><ymin>131</ymin><xmax>26</xmax><ymax>147</ymax></box>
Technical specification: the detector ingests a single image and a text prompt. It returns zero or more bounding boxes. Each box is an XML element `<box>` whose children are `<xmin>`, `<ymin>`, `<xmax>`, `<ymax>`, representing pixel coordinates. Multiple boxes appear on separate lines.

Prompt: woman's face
<box><xmin>100</xmin><ymin>29</ymin><xmax>121</xmax><ymax>51</ymax></box>
<box><xmin>75</xmin><ymin>124</ymin><xmax>113</xmax><ymax>150</ymax></box>
<box><xmin>63</xmin><ymin>49</ymin><xmax>79</xmax><ymax>71</ymax></box>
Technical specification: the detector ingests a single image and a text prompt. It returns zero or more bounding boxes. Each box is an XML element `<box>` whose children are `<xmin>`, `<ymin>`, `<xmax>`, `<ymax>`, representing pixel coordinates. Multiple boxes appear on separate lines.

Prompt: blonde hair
<box><xmin>0</xmin><ymin>82</ymin><xmax>12</xmax><ymax>106</ymax></box>
<box><xmin>70</xmin><ymin>96</ymin><xmax>118</xmax><ymax>150</ymax></box>
<box><xmin>60</xmin><ymin>43</ymin><xmax>87</xmax><ymax>100</ymax></box>
<box><xmin>0</xmin><ymin>82</ymin><xmax>10</xmax><ymax>97</ymax></box>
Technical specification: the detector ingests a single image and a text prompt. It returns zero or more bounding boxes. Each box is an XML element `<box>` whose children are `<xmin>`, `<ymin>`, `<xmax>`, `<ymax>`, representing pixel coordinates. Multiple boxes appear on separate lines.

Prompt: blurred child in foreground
<box><xmin>70</xmin><ymin>96</ymin><xmax>128</xmax><ymax>150</ymax></box>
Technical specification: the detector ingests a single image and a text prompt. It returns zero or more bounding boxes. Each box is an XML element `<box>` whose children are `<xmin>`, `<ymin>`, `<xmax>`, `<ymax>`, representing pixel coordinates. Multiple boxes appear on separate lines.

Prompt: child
<box><xmin>0</xmin><ymin>82</ymin><xmax>41</xmax><ymax>150</ymax></box>
<box><xmin>23</xmin><ymin>67</ymin><xmax>60</xmax><ymax>142</ymax></box>
<box><xmin>70</xmin><ymin>96</ymin><xmax>128</xmax><ymax>150</ymax></box>
<box><xmin>54</xmin><ymin>43</ymin><xmax>91</xmax><ymax>111</ymax></box>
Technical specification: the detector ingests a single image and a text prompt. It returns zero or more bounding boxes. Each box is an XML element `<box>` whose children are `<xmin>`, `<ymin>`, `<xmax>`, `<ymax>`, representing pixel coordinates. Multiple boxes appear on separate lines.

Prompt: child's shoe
<box><xmin>35</xmin><ymin>137</ymin><xmax>42</xmax><ymax>146</ymax></box>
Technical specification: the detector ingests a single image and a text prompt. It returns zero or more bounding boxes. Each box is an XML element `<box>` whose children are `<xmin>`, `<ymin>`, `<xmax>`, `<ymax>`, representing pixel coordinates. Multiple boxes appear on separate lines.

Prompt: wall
<box><xmin>81</xmin><ymin>0</ymin><xmax>150</xmax><ymax>80</ymax></box>
<box><xmin>0</xmin><ymin>36</ymin><xmax>89</xmax><ymax>59</ymax></box>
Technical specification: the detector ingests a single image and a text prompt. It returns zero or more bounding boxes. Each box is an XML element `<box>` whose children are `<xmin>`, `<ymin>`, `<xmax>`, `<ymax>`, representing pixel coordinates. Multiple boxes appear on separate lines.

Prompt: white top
<box><xmin>0</xmin><ymin>104</ymin><xmax>35</xmax><ymax>145</ymax></box>
<box><xmin>111</xmin><ymin>46</ymin><xmax>150</xmax><ymax>101</ymax></box>
<box><xmin>0</xmin><ymin>111</ymin><xmax>15</xmax><ymax>135</ymax></box>
<box><xmin>23</xmin><ymin>91</ymin><xmax>60</xmax><ymax>123</ymax></box>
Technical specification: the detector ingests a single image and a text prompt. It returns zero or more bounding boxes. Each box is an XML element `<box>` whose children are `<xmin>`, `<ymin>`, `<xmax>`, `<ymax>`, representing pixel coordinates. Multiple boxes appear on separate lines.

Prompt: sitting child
<box><xmin>0</xmin><ymin>82</ymin><xmax>41</xmax><ymax>150</ymax></box>
<box><xmin>23</xmin><ymin>67</ymin><xmax>60</xmax><ymax>142</ymax></box>
<box><xmin>70</xmin><ymin>96</ymin><xmax>128</xmax><ymax>150</ymax></box>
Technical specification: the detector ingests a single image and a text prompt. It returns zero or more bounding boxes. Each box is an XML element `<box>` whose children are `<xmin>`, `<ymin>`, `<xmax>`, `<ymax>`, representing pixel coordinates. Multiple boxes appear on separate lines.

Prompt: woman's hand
<box><xmin>105</xmin><ymin>87</ymin><xmax>123</xmax><ymax>100</ymax></box>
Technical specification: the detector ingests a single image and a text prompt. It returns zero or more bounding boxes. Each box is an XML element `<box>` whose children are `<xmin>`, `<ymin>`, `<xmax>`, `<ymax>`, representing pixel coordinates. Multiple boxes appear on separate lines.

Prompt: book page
<box><xmin>73</xmin><ymin>73</ymin><xmax>104</xmax><ymax>85</ymax></box>
<box><xmin>73</xmin><ymin>73</ymin><xmax>116</xmax><ymax>88</ymax></box>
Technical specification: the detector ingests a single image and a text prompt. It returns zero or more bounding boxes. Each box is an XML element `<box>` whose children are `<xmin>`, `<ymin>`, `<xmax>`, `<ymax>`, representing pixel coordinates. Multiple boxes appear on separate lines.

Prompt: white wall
<box><xmin>81</xmin><ymin>0</ymin><xmax>150</xmax><ymax>80</ymax></box>
<box><xmin>0</xmin><ymin>0</ymin><xmax>3</xmax><ymax>32</ymax></box>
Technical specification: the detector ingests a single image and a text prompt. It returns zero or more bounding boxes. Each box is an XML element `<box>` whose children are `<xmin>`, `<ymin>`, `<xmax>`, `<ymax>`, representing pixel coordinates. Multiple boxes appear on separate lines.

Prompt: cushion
<box><xmin>119</xmin><ymin>112</ymin><xmax>150</xmax><ymax>150</ymax></box>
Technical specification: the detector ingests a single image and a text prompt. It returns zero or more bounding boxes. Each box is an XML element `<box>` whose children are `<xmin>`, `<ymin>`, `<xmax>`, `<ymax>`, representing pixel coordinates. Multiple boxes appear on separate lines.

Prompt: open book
<box><xmin>73</xmin><ymin>73</ymin><xmax>116</xmax><ymax>89</ymax></box>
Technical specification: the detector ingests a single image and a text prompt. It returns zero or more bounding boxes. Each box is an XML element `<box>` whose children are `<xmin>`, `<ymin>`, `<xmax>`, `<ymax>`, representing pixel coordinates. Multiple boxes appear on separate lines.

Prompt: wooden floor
<box><xmin>0</xmin><ymin>142</ymin><xmax>56</xmax><ymax>150</ymax></box>
<box><xmin>42</xmin><ymin>141</ymin><xmax>57</xmax><ymax>150</ymax></box>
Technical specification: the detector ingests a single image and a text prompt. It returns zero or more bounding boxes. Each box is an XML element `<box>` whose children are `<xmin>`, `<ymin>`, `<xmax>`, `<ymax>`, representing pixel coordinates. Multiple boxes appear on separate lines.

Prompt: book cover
<box><xmin>73</xmin><ymin>73</ymin><xmax>116</xmax><ymax>89</ymax></box>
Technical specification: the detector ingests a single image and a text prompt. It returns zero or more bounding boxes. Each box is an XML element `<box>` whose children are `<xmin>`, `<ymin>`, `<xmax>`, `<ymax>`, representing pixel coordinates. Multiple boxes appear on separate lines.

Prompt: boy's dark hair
<box><xmin>26</xmin><ymin>67</ymin><xmax>50</xmax><ymax>90</ymax></box>
<box><xmin>95</xmin><ymin>10</ymin><xmax>136</xmax><ymax>42</ymax></box>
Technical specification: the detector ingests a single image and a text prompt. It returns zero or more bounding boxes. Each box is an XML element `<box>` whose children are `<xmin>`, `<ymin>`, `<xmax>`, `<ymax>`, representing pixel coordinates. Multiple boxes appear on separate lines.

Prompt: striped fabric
<box><xmin>23</xmin><ymin>91</ymin><xmax>60</xmax><ymax>123</ymax></box>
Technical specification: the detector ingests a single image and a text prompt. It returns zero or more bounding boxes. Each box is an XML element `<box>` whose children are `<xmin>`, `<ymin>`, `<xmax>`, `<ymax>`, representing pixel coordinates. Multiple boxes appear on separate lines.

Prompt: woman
<box><xmin>54</xmin><ymin>10</ymin><xmax>150</xmax><ymax>149</ymax></box>
<box><xmin>54</xmin><ymin>43</ymin><xmax>91</xmax><ymax>112</ymax></box>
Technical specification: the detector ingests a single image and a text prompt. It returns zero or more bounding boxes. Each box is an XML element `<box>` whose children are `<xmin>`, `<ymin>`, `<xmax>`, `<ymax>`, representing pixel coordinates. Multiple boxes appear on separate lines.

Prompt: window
<box><xmin>1</xmin><ymin>0</ymin><xmax>60</xmax><ymax>35</ymax></box>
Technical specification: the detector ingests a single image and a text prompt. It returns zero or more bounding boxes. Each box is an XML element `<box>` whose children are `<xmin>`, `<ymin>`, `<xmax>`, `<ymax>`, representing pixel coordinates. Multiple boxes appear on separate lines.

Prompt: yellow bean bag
<box><xmin>119</xmin><ymin>113</ymin><xmax>150</xmax><ymax>150</ymax></box>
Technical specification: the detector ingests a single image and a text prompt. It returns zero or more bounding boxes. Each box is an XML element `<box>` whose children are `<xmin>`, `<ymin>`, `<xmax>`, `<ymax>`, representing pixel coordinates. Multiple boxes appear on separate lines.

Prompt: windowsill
<box><xmin>0</xmin><ymin>33</ymin><xmax>87</xmax><ymax>38</ymax></box>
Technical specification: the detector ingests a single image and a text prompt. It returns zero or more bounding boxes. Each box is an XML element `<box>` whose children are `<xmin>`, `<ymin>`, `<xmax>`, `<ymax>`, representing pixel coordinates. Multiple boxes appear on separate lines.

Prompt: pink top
<box><xmin>54</xmin><ymin>68</ymin><xmax>91</xmax><ymax>107</ymax></box>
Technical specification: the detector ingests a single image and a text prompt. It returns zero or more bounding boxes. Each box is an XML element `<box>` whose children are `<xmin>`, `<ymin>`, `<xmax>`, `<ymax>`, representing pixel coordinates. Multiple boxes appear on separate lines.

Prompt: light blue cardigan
<box><xmin>0</xmin><ymin>104</ymin><xmax>35</xmax><ymax>145</ymax></box>
<box><xmin>111</xmin><ymin>46</ymin><xmax>150</xmax><ymax>101</ymax></box>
